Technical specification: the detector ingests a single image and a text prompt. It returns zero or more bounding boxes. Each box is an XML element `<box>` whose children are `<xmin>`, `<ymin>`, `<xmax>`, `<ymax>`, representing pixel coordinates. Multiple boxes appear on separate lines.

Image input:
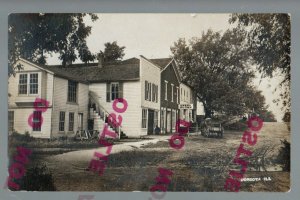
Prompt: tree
<box><xmin>229</xmin><ymin>14</ymin><xmax>291</xmax><ymax>112</ymax></box>
<box><xmin>98</xmin><ymin>41</ymin><xmax>125</xmax><ymax>62</ymax></box>
<box><xmin>8</xmin><ymin>13</ymin><xmax>98</xmax><ymax>76</ymax></box>
<box><xmin>259</xmin><ymin>109</ymin><xmax>277</xmax><ymax>122</ymax></box>
<box><xmin>171</xmin><ymin>29</ymin><xmax>264</xmax><ymax>118</ymax></box>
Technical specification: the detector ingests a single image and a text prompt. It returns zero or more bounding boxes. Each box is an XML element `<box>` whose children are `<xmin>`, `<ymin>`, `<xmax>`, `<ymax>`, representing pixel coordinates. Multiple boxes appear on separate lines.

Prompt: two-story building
<box><xmin>8</xmin><ymin>58</ymin><xmax>89</xmax><ymax>138</ymax></box>
<box><xmin>179</xmin><ymin>82</ymin><xmax>197</xmax><ymax>123</ymax></box>
<box><xmin>150</xmin><ymin>58</ymin><xmax>181</xmax><ymax>134</ymax></box>
<box><xmin>8</xmin><ymin>56</ymin><xmax>196</xmax><ymax>138</ymax></box>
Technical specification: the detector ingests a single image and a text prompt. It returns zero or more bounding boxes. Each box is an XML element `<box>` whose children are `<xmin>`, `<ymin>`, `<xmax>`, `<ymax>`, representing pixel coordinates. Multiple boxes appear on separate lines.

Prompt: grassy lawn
<box><xmin>7</xmin><ymin>122</ymin><xmax>290</xmax><ymax>192</ymax></box>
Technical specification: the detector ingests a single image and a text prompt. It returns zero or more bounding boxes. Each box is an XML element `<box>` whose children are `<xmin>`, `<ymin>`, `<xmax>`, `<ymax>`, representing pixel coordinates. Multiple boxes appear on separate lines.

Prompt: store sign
<box><xmin>179</xmin><ymin>104</ymin><xmax>193</xmax><ymax>109</ymax></box>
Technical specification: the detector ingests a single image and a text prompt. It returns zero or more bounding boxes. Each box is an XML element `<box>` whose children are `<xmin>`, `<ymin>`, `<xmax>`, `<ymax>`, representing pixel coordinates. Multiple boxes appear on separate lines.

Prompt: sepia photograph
<box><xmin>6</xmin><ymin>13</ymin><xmax>290</xmax><ymax>194</ymax></box>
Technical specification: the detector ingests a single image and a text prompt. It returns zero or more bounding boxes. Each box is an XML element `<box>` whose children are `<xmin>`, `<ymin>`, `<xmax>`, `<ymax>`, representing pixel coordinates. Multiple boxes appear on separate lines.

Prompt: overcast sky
<box><xmin>47</xmin><ymin>13</ymin><xmax>285</xmax><ymax>121</ymax></box>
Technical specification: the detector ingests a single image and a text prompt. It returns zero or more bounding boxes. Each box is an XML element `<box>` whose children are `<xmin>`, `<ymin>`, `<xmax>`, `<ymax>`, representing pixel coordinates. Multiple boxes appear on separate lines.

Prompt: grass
<box><xmin>106</xmin><ymin>150</ymin><xmax>170</xmax><ymax>168</ymax></box>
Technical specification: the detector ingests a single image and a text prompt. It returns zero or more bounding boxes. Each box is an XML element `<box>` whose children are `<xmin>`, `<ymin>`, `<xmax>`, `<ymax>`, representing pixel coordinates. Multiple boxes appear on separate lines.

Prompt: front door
<box><xmin>167</xmin><ymin>111</ymin><xmax>171</xmax><ymax>133</ymax></box>
<box><xmin>147</xmin><ymin>109</ymin><xmax>154</xmax><ymax>135</ymax></box>
<box><xmin>78</xmin><ymin>113</ymin><xmax>83</xmax><ymax>131</ymax></box>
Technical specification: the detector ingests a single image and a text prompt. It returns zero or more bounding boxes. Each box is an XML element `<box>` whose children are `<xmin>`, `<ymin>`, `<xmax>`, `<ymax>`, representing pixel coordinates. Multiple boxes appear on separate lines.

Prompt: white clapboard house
<box><xmin>8</xmin><ymin>56</ymin><xmax>196</xmax><ymax>138</ymax></box>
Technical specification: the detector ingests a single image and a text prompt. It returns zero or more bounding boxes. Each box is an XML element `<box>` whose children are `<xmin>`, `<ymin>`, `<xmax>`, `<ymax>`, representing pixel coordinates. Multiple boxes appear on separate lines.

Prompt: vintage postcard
<box><xmin>7</xmin><ymin>13</ymin><xmax>290</xmax><ymax>194</ymax></box>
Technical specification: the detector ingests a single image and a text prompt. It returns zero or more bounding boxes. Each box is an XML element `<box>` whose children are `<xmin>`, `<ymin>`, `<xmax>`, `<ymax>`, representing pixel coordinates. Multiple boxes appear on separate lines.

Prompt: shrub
<box><xmin>15</xmin><ymin>163</ymin><xmax>56</xmax><ymax>191</ymax></box>
<box><xmin>9</xmin><ymin>131</ymin><xmax>34</xmax><ymax>142</ymax></box>
<box><xmin>223</xmin><ymin>121</ymin><xmax>247</xmax><ymax>131</ymax></box>
<box><xmin>276</xmin><ymin>139</ymin><xmax>290</xmax><ymax>171</ymax></box>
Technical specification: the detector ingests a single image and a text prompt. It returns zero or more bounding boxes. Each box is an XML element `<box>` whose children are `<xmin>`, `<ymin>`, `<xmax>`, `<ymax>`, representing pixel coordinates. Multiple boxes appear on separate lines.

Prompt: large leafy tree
<box><xmin>259</xmin><ymin>109</ymin><xmax>277</xmax><ymax>122</ymax></box>
<box><xmin>98</xmin><ymin>41</ymin><xmax>126</xmax><ymax>62</ymax></box>
<box><xmin>229</xmin><ymin>13</ymin><xmax>291</xmax><ymax>112</ymax></box>
<box><xmin>8</xmin><ymin>13</ymin><xmax>98</xmax><ymax>76</ymax></box>
<box><xmin>171</xmin><ymin>29</ymin><xmax>265</xmax><ymax>118</ymax></box>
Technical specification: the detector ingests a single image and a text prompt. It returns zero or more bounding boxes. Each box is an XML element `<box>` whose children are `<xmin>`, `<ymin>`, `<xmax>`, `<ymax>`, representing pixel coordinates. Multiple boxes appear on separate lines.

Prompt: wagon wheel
<box><xmin>204</xmin><ymin>127</ymin><xmax>210</xmax><ymax>137</ymax></box>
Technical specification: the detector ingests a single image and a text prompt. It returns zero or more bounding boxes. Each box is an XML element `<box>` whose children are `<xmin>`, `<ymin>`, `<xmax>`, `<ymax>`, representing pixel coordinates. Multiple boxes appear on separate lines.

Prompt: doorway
<box><xmin>78</xmin><ymin>113</ymin><xmax>83</xmax><ymax>131</ymax></box>
<box><xmin>147</xmin><ymin>109</ymin><xmax>154</xmax><ymax>135</ymax></box>
<box><xmin>167</xmin><ymin>111</ymin><xmax>171</xmax><ymax>133</ymax></box>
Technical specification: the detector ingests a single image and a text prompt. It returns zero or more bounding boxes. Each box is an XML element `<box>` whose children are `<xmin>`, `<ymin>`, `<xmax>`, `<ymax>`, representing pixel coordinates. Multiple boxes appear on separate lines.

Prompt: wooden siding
<box><xmin>161</xmin><ymin>62</ymin><xmax>180</xmax><ymax>109</ymax></box>
<box><xmin>179</xmin><ymin>83</ymin><xmax>197</xmax><ymax>122</ymax></box>
<box><xmin>8</xmin><ymin>108</ymin><xmax>52</xmax><ymax>138</ymax></box>
<box><xmin>89</xmin><ymin>81</ymin><xmax>142</xmax><ymax>137</ymax></box>
<box><xmin>160</xmin><ymin>62</ymin><xmax>180</xmax><ymax>133</ymax></box>
<box><xmin>8</xmin><ymin>60</ymin><xmax>53</xmax><ymax>138</ymax></box>
<box><xmin>52</xmin><ymin>76</ymin><xmax>89</xmax><ymax>137</ymax></box>
<box><xmin>8</xmin><ymin>60</ymin><xmax>44</xmax><ymax>107</ymax></box>
<box><xmin>140</xmin><ymin>57</ymin><xmax>161</xmax><ymax>135</ymax></box>
<box><xmin>180</xmin><ymin>83</ymin><xmax>193</xmax><ymax>104</ymax></box>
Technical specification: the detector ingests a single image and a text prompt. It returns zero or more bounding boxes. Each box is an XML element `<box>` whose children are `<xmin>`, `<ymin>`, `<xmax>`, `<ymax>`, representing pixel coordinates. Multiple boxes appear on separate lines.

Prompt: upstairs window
<box><xmin>151</xmin><ymin>84</ymin><xmax>158</xmax><ymax>102</ymax></box>
<box><xmin>106</xmin><ymin>82</ymin><xmax>123</xmax><ymax>102</ymax></box>
<box><xmin>164</xmin><ymin>81</ymin><xmax>168</xmax><ymax>101</ymax></box>
<box><xmin>171</xmin><ymin>84</ymin><xmax>174</xmax><ymax>102</ymax></box>
<box><xmin>145</xmin><ymin>81</ymin><xmax>157</xmax><ymax>102</ymax></box>
<box><xmin>19</xmin><ymin>73</ymin><xmax>39</xmax><ymax>95</ymax></box>
<box><xmin>111</xmin><ymin>82</ymin><xmax>119</xmax><ymax>101</ymax></box>
<box><xmin>152</xmin><ymin>83</ymin><xmax>155</xmax><ymax>102</ymax></box>
<box><xmin>145</xmin><ymin>81</ymin><xmax>148</xmax><ymax>100</ymax></box>
<box><xmin>29</xmin><ymin>73</ymin><xmax>38</xmax><ymax>94</ymax></box>
<box><xmin>180</xmin><ymin>88</ymin><xmax>183</xmax><ymax>101</ymax></box>
<box><xmin>68</xmin><ymin>80</ymin><xmax>77</xmax><ymax>102</ymax></box>
<box><xmin>177</xmin><ymin>87</ymin><xmax>179</xmax><ymax>104</ymax></box>
<box><xmin>18</xmin><ymin>74</ymin><xmax>28</xmax><ymax>94</ymax></box>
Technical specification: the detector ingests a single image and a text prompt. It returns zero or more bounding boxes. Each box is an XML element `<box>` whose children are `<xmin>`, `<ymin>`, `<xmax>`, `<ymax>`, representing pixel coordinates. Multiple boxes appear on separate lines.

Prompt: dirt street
<box><xmin>34</xmin><ymin>122</ymin><xmax>290</xmax><ymax>192</ymax></box>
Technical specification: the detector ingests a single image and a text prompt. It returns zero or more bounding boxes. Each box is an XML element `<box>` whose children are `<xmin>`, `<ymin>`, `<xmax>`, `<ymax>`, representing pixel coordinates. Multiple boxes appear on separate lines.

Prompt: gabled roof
<box><xmin>150</xmin><ymin>58</ymin><xmax>173</xmax><ymax>69</ymax></box>
<box><xmin>150</xmin><ymin>57</ymin><xmax>181</xmax><ymax>83</ymax></box>
<box><xmin>32</xmin><ymin>57</ymin><xmax>140</xmax><ymax>83</ymax></box>
<box><xmin>20</xmin><ymin>56</ymin><xmax>185</xmax><ymax>85</ymax></box>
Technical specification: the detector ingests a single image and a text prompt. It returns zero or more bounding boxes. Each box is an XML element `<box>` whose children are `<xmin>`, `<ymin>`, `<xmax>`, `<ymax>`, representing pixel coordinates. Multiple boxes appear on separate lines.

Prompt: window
<box><xmin>32</xmin><ymin>111</ymin><xmax>42</xmax><ymax>131</ymax></box>
<box><xmin>111</xmin><ymin>82</ymin><xmax>119</xmax><ymax>101</ymax></box>
<box><xmin>171</xmin><ymin>84</ymin><xmax>174</xmax><ymax>102</ymax></box>
<box><xmin>164</xmin><ymin>81</ymin><xmax>168</xmax><ymax>100</ymax></box>
<box><xmin>107</xmin><ymin>82</ymin><xmax>123</xmax><ymax>102</ymax></box>
<box><xmin>18</xmin><ymin>74</ymin><xmax>28</xmax><ymax>94</ymax></box>
<box><xmin>145</xmin><ymin>81</ymin><xmax>148</xmax><ymax>100</ymax></box>
<box><xmin>29</xmin><ymin>73</ymin><xmax>38</xmax><ymax>94</ymax></box>
<box><xmin>150</xmin><ymin>84</ymin><xmax>158</xmax><ymax>102</ymax></box>
<box><xmin>176</xmin><ymin>87</ymin><xmax>179</xmax><ymax>104</ymax></box>
<box><xmin>68</xmin><ymin>81</ymin><xmax>77</xmax><ymax>102</ymax></box>
<box><xmin>187</xmin><ymin>91</ymin><xmax>189</xmax><ymax>102</ymax></box>
<box><xmin>59</xmin><ymin>111</ymin><xmax>65</xmax><ymax>131</ymax></box>
<box><xmin>69</xmin><ymin>112</ymin><xmax>74</xmax><ymax>132</ymax></box>
<box><xmin>181</xmin><ymin>88</ymin><xmax>183</xmax><ymax>101</ymax></box>
<box><xmin>8</xmin><ymin>111</ymin><xmax>14</xmax><ymax>132</ymax></box>
<box><xmin>156</xmin><ymin>85</ymin><xmax>158</xmax><ymax>103</ymax></box>
<box><xmin>184</xmin><ymin>90</ymin><xmax>186</xmax><ymax>101</ymax></box>
<box><xmin>146</xmin><ymin>82</ymin><xmax>151</xmax><ymax>101</ymax></box>
<box><xmin>145</xmin><ymin>81</ymin><xmax>156</xmax><ymax>102</ymax></box>
<box><xmin>19</xmin><ymin>73</ymin><xmax>39</xmax><ymax>95</ymax></box>
<box><xmin>152</xmin><ymin>83</ymin><xmax>155</xmax><ymax>102</ymax></box>
<box><xmin>154</xmin><ymin>111</ymin><xmax>159</xmax><ymax>127</ymax></box>
<box><xmin>142</xmin><ymin>109</ymin><xmax>147</xmax><ymax>128</ymax></box>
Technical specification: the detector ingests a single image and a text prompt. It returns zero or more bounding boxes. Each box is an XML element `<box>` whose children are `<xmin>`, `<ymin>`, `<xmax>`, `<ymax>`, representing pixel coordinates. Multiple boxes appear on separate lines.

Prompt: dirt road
<box><xmin>36</xmin><ymin>122</ymin><xmax>289</xmax><ymax>191</ymax></box>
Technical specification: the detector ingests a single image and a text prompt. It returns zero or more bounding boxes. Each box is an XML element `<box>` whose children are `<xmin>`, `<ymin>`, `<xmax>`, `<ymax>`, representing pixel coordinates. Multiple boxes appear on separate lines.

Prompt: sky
<box><xmin>47</xmin><ymin>13</ymin><xmax>285</xmax><ymax>121</ymax></box>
